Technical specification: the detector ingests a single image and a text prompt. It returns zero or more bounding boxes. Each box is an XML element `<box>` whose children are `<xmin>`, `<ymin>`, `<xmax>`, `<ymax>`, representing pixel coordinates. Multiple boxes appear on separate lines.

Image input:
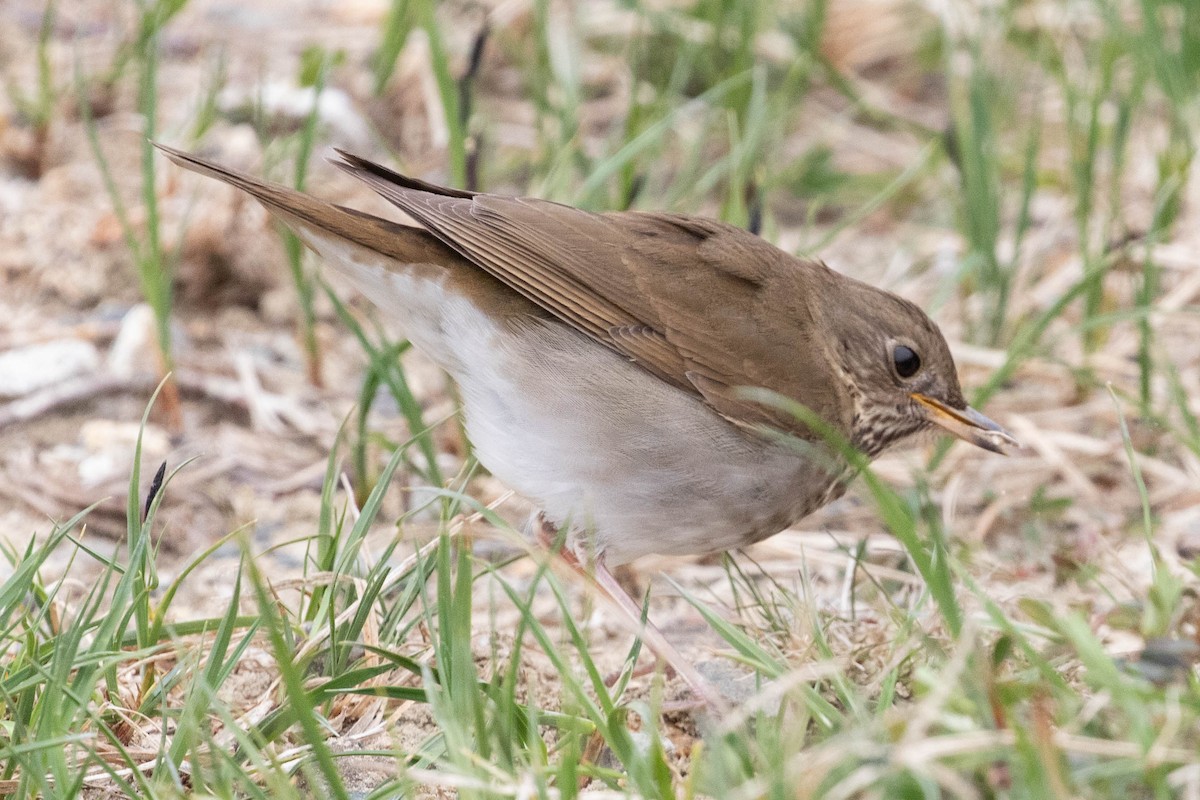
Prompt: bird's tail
<box><xmin>153</xmin><ymin>142</ymin><xmax>454</xmax><ymax>266</ymax></box>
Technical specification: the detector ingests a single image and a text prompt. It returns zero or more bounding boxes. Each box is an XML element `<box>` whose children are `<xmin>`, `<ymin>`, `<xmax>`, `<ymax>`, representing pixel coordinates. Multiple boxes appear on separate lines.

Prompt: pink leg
<box><xmin>536</xmin><ymin>516</ymin><xmax>727</xmax><ymax>710</ymax></box>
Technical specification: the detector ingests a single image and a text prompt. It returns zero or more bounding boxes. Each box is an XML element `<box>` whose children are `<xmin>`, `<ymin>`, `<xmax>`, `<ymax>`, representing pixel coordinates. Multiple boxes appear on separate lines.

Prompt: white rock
<box><xmin>76</xmin><ymin>419</ymin><xmax>170</xmax><ymax>488</ymax></box>
<box><xmin>0</xmin><ymin>339</ymin><xmax>100</xmax><ymax>398</ymax></box>
<box><xmin>217</xmin><ymin>83</ymin><xmax>371</xmax><ymax>147</ymax></box>
<box><xmin>107</xmin><ymin>303</ymin><xmax>158</xmax><ymax>378</ymax></box>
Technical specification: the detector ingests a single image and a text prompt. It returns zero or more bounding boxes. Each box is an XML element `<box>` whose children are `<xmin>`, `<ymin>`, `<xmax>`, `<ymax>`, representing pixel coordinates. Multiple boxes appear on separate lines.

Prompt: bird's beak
<box><xmin>910</xmin><ymin>393</ymin><xmax>1019</xmax><ymax>454</ymax></box>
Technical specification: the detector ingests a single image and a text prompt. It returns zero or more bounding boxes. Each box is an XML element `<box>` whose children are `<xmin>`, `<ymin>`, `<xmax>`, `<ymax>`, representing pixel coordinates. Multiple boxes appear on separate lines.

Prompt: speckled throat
<box><xmin>852</xmin><ymin>402</ymin><xmax>930</xmax><ymax>459</ymax></box>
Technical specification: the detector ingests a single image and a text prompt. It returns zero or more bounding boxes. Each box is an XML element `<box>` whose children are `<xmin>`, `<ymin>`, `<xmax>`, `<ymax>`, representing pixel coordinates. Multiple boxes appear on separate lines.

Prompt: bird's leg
<box><xmin>590</xmin><ymin>556</ymin><xmax>728</xmax><ymax>710</ymax></box>
<box><xmin>535</xmin><ymin>515</ymin><xmax>726</xmax><ymax>710</ymax></box>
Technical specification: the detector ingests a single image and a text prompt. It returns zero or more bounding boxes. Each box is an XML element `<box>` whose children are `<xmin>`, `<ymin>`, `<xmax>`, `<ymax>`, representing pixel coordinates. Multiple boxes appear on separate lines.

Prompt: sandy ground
<box><xmin>3</xmin><ymin>0</ymin><xmax>1200</xmax><ymax>792</ymax></box>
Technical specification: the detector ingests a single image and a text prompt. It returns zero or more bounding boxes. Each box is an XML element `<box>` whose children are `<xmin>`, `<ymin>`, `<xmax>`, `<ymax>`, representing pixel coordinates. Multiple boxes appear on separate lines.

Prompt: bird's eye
<box><xmin>893</xmin><ymin>345</ymin><xmax>921</xmax><ymax>378</ymax></box>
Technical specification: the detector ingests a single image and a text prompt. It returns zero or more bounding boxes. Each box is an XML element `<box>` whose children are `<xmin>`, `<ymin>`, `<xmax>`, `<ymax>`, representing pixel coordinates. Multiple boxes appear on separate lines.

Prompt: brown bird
<box><xmin>156</xmin><ymin>143</ymin><xmax>1016</xmax><ymax>705</ymax></box>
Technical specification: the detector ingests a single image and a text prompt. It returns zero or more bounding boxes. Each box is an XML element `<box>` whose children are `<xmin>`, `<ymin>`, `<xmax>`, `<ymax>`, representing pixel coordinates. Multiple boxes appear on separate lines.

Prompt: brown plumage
<box><xmin>156</xmin><ymin>142</ymin><xmax>1017</xmax><ymax>705</ymax></box>
<box><xmin>156</xmin><ymin>143</ymin><xmax>1017</xmax><ymax>554</ymax></box>
<box><xmin>160</xmin><ymin>145</ymin><xmax>1012</xmax><ymax>455</ymax></box>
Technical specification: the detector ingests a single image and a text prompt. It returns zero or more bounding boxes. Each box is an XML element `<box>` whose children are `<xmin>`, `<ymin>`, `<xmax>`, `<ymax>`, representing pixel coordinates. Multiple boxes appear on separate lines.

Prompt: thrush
<box><xmin>156</xmin><ymin>143</ymin><xmax>1016</xmax><ymax>705</ymax></box>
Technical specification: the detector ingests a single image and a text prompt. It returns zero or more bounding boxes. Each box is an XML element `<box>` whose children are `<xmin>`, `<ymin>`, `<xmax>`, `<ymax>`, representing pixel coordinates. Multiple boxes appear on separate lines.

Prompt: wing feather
<box><xmin>331</xmin><ymin>152</ymin><xmax>849</xmax><ymax>434</ymax></box>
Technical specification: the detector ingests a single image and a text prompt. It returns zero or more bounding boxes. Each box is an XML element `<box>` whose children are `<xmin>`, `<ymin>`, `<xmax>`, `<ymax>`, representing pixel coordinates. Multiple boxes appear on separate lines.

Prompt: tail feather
<box><xmin>331</xmin><ymin>148</ymin><xmax>478</xmax><ymax>199</ymax></box>
<box><xmin>153</xmin><ymin>142</ymin><xmax>454</xmax><ymax>266</ymax></box>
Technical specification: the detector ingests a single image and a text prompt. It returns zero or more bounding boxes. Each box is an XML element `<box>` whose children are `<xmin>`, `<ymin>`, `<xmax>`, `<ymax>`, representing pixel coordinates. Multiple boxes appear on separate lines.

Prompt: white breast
<box><xmin>302</xmin><ymin>227</ymin><xmax>827</xmax><ymax>564</ymax></box>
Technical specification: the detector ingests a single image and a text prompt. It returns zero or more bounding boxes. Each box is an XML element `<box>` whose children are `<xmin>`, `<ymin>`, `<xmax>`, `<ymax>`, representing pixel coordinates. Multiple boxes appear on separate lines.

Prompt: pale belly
<box><xmin>454</xmin><ymin>320</ymin><xmax>842</xmax><ymax>564</ymax></box>
<box><xmin>307</xmin><ymin>229</ymin><xmax>841</xmax><ymax>565</ymax></box>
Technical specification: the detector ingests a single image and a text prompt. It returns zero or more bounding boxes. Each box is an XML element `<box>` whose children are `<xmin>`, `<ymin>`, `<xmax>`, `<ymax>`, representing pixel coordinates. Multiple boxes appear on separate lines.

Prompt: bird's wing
<box><xmin>332</xmin><ymin>152</ymin><xmax>849</xmax><ymax>434</ymax></box>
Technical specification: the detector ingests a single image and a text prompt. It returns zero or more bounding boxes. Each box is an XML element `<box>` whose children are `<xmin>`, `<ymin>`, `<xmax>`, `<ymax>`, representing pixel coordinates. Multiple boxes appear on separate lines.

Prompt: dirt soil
<box><xmin>3</xmin><ymin>0</ymin><xmax>1200</xmax><ymax>794</ymax></box>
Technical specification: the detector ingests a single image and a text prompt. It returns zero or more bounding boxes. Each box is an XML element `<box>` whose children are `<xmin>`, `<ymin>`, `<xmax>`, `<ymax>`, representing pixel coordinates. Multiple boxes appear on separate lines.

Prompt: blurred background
<box><xmin>2</xmin><ymin>0</ymin><xmax>1200</xmax><ymax>796</ymax></box>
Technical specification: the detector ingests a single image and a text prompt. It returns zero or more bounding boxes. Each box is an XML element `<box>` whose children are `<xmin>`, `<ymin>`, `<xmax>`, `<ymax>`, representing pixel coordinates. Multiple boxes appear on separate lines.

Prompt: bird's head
<box><xmin>820</xmin><ymin>276</ymin><xmax>1017</xmax><ymax>457</ymax></box>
